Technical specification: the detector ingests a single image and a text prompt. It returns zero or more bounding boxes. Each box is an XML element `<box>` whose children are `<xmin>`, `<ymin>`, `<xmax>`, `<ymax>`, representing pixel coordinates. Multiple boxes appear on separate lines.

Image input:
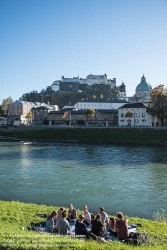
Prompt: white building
<box><xmin>118</xmin><ymin>103</ymin><xmax>157</xmax><ymax>127</ymax></box>
<box><xmin>74</xmin><ymin>99</ymin><xmax>129</xmax><ymax>110</ymax></box>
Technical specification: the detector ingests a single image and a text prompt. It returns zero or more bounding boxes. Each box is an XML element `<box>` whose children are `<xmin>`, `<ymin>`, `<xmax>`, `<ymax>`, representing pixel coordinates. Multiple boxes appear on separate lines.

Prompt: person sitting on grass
<box><xmin>56</xmin><ymin>207</ymin><xmax>64</xmax><ymax>221</ymax></box>
<box><xmin>75</xmin><ymin>214</ymin><xmax>87</xmax><ymax>236</ymax></box>
<box><xmin>56</xmin><ymin>211</ymin><xmax>70</xmax><ymax>235</ymax></box>
<box><xmin>83</xmin><ymin>205</ymin><xmax>91</xmax><ymax>225</ymax></box>
<box><xmin>108</xmin><ymin>217</ymin><xmax>117</xmax><ymax>237</ymax></box>
<box><xmin>98</xmin><ymin>206</ymin><xmax>109</xmax><ymax>224</ymax></box>
<box><xmin>91</xmin><ymin>214</ymin><xmax>105</xmax><ymax>238</ymax></box>
<box><xmin>67</xmin><ymin>204</ymin><xmax>77</xmax><ymax>221</ymax></box>
<box><xmin>115</xmin><ymin>212</ymin><xmax>129</xmax><ymax>240</ymax></box>
<box><xmin>45</xmin><ymin>210</ymin><xmax>57</xmax><ymax>233</ymax></box>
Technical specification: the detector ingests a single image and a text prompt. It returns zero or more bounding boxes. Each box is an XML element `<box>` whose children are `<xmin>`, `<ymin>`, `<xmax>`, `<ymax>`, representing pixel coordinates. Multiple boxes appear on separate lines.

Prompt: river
<box><xmin>0</xmin><ymin>141</ymin><xmax>167</xmax><ymax>219</ymax></box>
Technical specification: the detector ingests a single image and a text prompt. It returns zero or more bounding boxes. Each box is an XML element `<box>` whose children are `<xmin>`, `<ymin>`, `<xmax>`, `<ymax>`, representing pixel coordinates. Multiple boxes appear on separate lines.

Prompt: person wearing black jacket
<box><xmin>75</xmin><ymin>214</ymin><xmax>87</xmax><ymax>236</ymax></box>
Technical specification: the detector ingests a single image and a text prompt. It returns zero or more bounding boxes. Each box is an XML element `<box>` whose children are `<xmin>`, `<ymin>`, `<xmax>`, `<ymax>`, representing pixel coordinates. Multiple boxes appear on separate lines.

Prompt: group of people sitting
<box><xmin>45</xmin><ymin>204</ymin><xmax>129</xmax><ymax>241</ymax></box>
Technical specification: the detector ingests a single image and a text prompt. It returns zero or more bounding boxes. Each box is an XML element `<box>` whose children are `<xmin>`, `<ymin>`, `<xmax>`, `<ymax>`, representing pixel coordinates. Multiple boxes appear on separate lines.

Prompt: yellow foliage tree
<box><xmin>25</xmin><ymin>112</ymin><xmax>33</xmax><ymax>123</ymax></box>
<box><xmin>125</xmin><ymin>110</ymin><xmax>133</xmax><ymax>118</ymax></box>
<box><xmin>85</xmin><ymin>108</ymin><xmax>95</xmax><ymax>120</ymax></box>
<box><xmin>62</xmin><ymin>111</ymin><xmax>69</xmax><ymax>119</ymax></box>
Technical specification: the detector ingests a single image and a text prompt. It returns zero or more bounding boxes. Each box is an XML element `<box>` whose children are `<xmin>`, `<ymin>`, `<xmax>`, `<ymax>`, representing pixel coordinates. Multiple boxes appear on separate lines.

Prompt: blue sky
<box><xmin>0</xmin><ymin>0</ymin><xmax>167</xmax><ymax>103</ymax></box>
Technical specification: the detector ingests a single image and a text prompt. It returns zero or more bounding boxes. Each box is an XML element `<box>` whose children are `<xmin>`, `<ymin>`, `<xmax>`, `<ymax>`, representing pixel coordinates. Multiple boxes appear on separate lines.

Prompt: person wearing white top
<box><xmin>83</xmin><ymin>205</ymin><xmax>91</xmax><ymax>225</ymax></box>
<box><xmin>98</xmin><ymin>206</ymin><xmax>109</xmax><ymax>224</ymax></box>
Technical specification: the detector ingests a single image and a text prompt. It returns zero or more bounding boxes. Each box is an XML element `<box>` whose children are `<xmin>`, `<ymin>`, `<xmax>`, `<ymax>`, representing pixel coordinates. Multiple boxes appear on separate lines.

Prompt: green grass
<box><xmin>0</xmin><ymin>200</ymin><xmax>167</xmax><ymax>249</ymax></box>
<box><xmin>1</xmin><ymin>127</ymin><xmax>167</xmax><ymax>145</ymax></box>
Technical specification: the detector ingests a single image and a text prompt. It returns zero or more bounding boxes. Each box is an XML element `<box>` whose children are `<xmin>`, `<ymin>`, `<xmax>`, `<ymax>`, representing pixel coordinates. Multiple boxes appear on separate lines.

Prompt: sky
<box><xmin>0</xmin><ymin>0</ymin><xmax>167</xmax><ymax>103</ymax></box>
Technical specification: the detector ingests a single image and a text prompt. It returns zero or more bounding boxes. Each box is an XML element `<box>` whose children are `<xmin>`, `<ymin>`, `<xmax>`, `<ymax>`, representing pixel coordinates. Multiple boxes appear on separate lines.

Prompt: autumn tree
<box><xmin>1</xmin><ymin>96</ymin><xmax>13</xmax><ymax>114</ymax></box>
<box><xmin>85</xmin><ymin>108</ymin><xmax>95</xmax><ymax>120</ymax></box>
<box><xmin>62</xmin><ymin>111</ymin><xmax>69</xmax><ymax>119</ymax></box>
<box><xmin>125</xmin><ymin>110</ymin><xmax>133</xmax><ymax>117</ymax></box>
<box><xmin>150</xmin><ymin>85</ymin><xmax>167</xmax><ymax>126</ymax></box>
<box><xmin>25</xmin><ymin>112</ymin><xmax>33</xmax><ymax>122</ymax></box>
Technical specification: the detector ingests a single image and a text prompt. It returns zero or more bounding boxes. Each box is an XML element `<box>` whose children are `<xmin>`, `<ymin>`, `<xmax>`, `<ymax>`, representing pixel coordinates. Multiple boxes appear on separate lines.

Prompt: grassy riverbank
<box><xmin>0</xmin><ymin>127</ymin><xmax>167</xmax><ymax>145</ymax></box>
<box><xmin>0</xmin><ymin>200</ymin><xmax>167</xmax><ymax>249</ymax></box>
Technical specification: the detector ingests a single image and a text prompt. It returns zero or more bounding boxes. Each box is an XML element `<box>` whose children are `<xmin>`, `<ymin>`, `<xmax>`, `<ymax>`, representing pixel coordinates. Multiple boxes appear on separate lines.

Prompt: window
<box><xmin>121</xmin><ymin>113</ymin><xmax>124</xmax><ymax>117</ymax></box>
<box><xmin>120</xmin><ymin>119</ymin><xmax>124</xmax><ymax>122</ymax></box>
<box><xmin>142</xmin><ymin>119</ymin><xmax>146</xmax><ymax>122</ymax></box>
<box><xmin>136</xmin><ymin>113</ymin><xmax>140</xmax><ymax>117</ymax></box>
<box><xmin>142</xmin><ymin>113</ymin><xmax>145</xmax><ymax>117</ymax></box>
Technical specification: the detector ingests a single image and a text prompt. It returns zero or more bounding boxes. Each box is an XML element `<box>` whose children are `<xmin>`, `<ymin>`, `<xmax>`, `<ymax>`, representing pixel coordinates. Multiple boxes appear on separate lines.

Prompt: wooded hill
<box><xmin>19</xmin><ymin>84</ymin><xmax>119</xmax><ymax>108</ymax></box>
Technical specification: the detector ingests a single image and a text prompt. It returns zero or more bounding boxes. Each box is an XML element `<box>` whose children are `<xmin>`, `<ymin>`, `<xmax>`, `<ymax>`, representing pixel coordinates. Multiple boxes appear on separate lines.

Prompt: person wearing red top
<box><xmin>115</xmin><ymin>212</ymin><xmax>129</xmax><ymax>240</ymax></box>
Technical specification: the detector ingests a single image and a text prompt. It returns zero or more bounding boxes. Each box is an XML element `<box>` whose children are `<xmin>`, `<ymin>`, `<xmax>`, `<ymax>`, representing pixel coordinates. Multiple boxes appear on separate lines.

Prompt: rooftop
<box><xmin>118</xmin><ymin>102</ymin><xmax>147</xmax><ymax>109</ymax></box>
<box><xmin>79</xmin><ymin>99</ymin><xmax>129</xmax><ymax>103</ymax></box>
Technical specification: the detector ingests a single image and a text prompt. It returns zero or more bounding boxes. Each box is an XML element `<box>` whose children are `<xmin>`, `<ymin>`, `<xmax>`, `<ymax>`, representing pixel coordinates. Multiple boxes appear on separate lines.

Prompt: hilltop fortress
<box><xmin>51</xmin><ymin>74</ymin><xmax>116</xmax><ymax>92</ymax></box>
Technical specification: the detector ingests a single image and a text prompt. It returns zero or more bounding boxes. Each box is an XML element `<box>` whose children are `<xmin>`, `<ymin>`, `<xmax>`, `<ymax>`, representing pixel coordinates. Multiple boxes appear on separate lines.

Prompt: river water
<box><xmin>0</xmin><ymin>141</ymin><xmax>167</xmax><ymax>219</ymax></box>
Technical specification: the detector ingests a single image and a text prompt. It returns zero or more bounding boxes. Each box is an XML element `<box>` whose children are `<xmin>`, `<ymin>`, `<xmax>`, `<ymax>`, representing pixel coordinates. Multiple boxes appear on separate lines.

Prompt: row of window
<box><xmin>79</xmin><ymin>104</ymin><xmax>111</xmax><ymax>106</ymax></box>
<box><xmin>121</xmin><ymin>113</ymin><xmax>145</xmax><ymax>117</ymax></box>
<box><xmin>10</xmin><ymin>109</ymin><xmax>22</xmax><ymax>112</ymax></box>
<box><xmin>121</xmin><ymin>109</ymin><xmax>146</xmax><ymax>111</ymax></box>
<box><xmin>120</xmin><ymin>119</ymin><xmax>147</xmax><ymax>122</ymax></box>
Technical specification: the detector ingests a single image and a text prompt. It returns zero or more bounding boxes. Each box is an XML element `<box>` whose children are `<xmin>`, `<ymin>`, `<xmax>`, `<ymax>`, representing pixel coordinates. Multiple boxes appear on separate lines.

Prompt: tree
<box><xmin>0</xmin><ymin>105</ymin><xmax>4</xmax><ymax>115</ymax></box>
<box><xmin>1</xmin><ymin>96</ymin><xmax>13</xmax><ymax>113</ymax></box>
<box><xmin>150</xmin><ymin>85</ymin><xmax>167</xmax><ymax>126</ymax></box>
<box><xmin>125</xmin><ymin>110</ymin><xmax>133</xmax><ymax>118</ymax></box>
<box><xmin>62</xmin><ymin>111</ymin><xmax>69</xmax><ymax>119</ymax></box>
<box><xmin>85</xmin><ymin>108</ymin><xmax>95</xmax><ymax>120</ymax></box>
<box><xmin>25</xmin><ymin>112</ymin><xmax>33</xmax><ymax>124</ymax></box>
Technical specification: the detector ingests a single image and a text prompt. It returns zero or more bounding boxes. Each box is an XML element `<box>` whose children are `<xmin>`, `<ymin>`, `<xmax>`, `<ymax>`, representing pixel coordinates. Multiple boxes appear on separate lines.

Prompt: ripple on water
<box><xmin>0</xmin><ymin>142</ymin><xmax>167</xmax><ymax>219</ymax></box>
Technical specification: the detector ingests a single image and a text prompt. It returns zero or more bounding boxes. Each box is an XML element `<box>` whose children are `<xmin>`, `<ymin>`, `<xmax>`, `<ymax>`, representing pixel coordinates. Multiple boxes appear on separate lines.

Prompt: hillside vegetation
<box><xmin>19</xmin><ymin>85</ymin><xmax>119</xmax><ymax>108</ymax></box>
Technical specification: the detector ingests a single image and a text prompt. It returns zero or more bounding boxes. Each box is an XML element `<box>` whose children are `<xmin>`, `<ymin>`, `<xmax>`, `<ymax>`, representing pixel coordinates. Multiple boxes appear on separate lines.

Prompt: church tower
<box><xmin>119</xmin><ymin>81</ymin><xmax>128</xmax><ymax>101</ymax></box>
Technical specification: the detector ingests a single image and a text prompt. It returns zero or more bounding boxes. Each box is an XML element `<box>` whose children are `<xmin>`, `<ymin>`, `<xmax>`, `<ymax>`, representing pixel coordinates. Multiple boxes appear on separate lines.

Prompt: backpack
<box><xmin>125</xmin><ymin>232</ymin><xmax>149</xmax><ymax>245</ymax></box>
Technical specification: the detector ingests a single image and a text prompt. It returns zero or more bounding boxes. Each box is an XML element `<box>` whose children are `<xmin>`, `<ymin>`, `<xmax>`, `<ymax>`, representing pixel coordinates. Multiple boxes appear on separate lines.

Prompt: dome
<box><xmin>136</xmin><ymin>75</ymin><xmax>152</xmax><ymax>92</ymax></box>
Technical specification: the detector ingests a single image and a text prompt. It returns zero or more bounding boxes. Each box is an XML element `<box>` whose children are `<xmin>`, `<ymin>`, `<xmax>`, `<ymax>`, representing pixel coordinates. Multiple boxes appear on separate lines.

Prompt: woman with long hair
<box><xmin>45</xmin><ymin>210</ymin><xmax>57</xmax><ymax>233</ymax></box>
